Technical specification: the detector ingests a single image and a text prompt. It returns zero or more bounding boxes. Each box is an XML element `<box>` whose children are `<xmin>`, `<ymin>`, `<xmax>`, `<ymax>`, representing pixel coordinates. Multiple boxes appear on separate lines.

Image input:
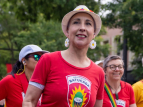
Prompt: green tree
<box><xmin>15</xmin><ymin>15</ymin><xmax>110</xmax><ymax>61</ymax></box>
<box><xmin>102</xmin><ymin>0</ymin><xmax>143</xmax><ymax>80</ymax></box>
<box><xmin>0</xmin><ymin>0</ymin><xmax>110</xmax><ymax>79</ymax></box>
<box><xmin>8</xmin><ymin>0</ymin><xmax>100</xmax><ymax>22</ymax></box>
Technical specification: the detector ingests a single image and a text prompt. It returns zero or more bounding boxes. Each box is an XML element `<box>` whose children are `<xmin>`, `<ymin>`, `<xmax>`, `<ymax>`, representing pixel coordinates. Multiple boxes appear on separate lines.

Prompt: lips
<box><xmin>113</xmin><ymin>72</ymin><xmax>120</xmax><ymax>76</ymax></box>
<box><xmin>76</xmin><ymin>34</ymin><xmax>87</xmax><ymax>38</ymax></box>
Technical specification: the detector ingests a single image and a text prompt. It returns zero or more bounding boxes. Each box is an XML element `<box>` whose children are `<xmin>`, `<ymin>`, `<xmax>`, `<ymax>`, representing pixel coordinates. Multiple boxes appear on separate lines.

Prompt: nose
<box><xmin>115</xmin><ymin>67</ymin><xmax>119</xmax><ymax>71</ymax></box>
<box><xmin>79</xmin><ymin>23</ymin><xmax>85</xmax><ymax>32</ymax></box>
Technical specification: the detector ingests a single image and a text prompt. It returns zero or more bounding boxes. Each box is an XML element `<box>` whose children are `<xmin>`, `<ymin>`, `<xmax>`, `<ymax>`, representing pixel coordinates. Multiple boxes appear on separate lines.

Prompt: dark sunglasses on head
<box><xmin>28</xmin><ymin>54</ymin><xmax>41</xmax><ymax>61</ymax></box>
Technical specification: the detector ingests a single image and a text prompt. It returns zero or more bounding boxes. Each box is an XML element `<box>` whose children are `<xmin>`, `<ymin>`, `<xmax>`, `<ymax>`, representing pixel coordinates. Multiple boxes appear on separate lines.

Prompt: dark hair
<box><xmin>103</xmin><ymin>55</ymin><xmax>124</xmax><ymax>72</ymax></box>
<box><xmin>10</xmin><ymin>54</ymin><xmax>30</xmax><ymax>77</ymax></box>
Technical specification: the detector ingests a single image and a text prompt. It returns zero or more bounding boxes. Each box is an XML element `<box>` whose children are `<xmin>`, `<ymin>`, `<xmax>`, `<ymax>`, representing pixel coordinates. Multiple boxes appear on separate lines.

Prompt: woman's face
<box><xmin>105</xmin><ymin>59</ymin><xmax>124</xmax><ymax>81</ymax></box>
<box><xmin>67</xmin><ymin>12</ymin><xmax>95</xmax><ymax>49</ymax></box>
<box><xmin>25</xmin><ymin>52</ymin><xmax>43</xmax><ymax>71</ymax></box>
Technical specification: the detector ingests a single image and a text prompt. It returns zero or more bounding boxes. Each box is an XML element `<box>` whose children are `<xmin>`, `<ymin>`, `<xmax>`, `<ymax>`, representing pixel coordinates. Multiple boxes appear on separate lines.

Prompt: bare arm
<box><xmin>0</xmin><ymin>99</ymin><xmax>5</xmax><ymax>105</ymax></box>
<box><xmin>129</xmin><ymin>103</ymin><xmax>137</xmax><ymax>107</ymax></box>
<box><xmin>94</xmin><ymin>99</ymin><xmax>103</xmax><ymax>107</ymax></box>
<box><xmin>22</xmin><ymin>84</ymin><xmax>42</xmax><ymax>107</ymax></box>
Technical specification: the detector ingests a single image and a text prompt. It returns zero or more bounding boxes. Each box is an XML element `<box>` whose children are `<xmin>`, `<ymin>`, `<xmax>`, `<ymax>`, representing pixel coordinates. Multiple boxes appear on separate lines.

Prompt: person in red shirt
<box><xmin>102</xmin><ymin>55</ymin><xmax>136</xmax><ymax>107</ymax></box>
<box><xmin>0</xmin><ymin>44</ymin><xmax>49</xmax><ymax>107</ymax></box>
<box><xmin>23</xmin><ymin>5</ymin><xmax>105</xmax><ymax>107</ymax></box>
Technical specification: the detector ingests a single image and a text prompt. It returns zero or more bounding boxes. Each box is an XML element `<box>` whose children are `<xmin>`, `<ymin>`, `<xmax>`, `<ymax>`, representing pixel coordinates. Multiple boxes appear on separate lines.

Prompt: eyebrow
<box><xmin>72</xmin><ymin>18</ymin><xmax>80</xmax><ymax>21</ymax></box>
<box><xmin>72</xmin><ymin>18</ymin><xmax>93</xmax><ymax>23</ymax></box>
<box><xmin>86</xmin><ymin>19</ymin><xmax>93</xmax><ymax>23</ymax></box>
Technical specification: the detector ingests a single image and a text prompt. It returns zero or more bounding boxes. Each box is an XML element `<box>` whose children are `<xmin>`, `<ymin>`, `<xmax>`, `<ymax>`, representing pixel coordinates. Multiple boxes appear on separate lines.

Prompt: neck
<box><xmin>106</xmin><ymin>78</ymin><xmax>121</xmax><ymax>93</ymax></box>
<box><xmin>24</xmin><ymin>68</ymin><xmax>33</xmax><ymax>81</ymax></box>
<box><xmin>61</xmin><ymin>49</ymin><xmax>90</xmax><ymax>68</ymax></box>
<box><xmin>68</xmin><ymin>45</ymin><xmax>88</xmax><ymax>57</ymax></box>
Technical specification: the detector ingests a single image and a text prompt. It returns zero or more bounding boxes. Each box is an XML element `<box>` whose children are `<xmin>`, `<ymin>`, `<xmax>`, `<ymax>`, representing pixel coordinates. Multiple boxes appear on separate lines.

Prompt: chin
<box><xmin>112</xmin><ymin>77</ymin><xmax>121</xmax><ymax>81</ymax></box>
<box><xmin>75</xmin><ymin>44</ymin><xmax>86</xmax><ymax>49</ymax></box>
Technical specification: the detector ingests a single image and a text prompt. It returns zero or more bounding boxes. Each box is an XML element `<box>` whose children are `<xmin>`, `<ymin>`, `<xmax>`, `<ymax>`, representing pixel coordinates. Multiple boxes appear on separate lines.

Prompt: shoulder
<box><xmin>121</xmin><ymin>80</ymin><xmax>131</xmax><ymax>87</ymax></box>
<box><xmin>132</xmin><ymin>80</ymin><xmax>143</xmax><ymax>89</ymax></box>
<box><xmin>120</xmin><ymin>81</ymin><xmax>133</xmax><ymax>91</ymax></box>
<box><xmin>42</xmin><ymin>51</ymin><xmax>60</xmax><ymax>58</ymax></box>
<box><xmin>0</xmin><ymin>74</ymin><xmax>18</xmax><ymax>87</ymax></box>
<box><xmin>41</xmin><ymin>51</ymin><xmax>60</xmax><ymax>61</ymax></box>
<box><xmin>0</xmin><ymin>75</ymin><xmax>14</xmax><ymax>82</ymax></box>
<box><xmin>90</xmin><ymin>61</ymin><xmax>105</xmax><ymax>79</ymax></box>
<box><xmin>91</xmin><ymin>61</ymin><xmax>105</xmax><ymax>74</ymax></box>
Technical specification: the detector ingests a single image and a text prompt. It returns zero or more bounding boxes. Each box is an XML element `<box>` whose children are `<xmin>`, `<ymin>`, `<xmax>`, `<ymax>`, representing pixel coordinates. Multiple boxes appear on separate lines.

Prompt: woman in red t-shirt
<box><xmin>103</xmin><ymin>55</ymin><xmax>136</xmax><ymax>107</ymax></box>
<box><xmin>23</xmin><ymin>5</ymin><xmax>105</xmax><ymax>107</ymax></box>
<box><xmin>0</xmin><ymin>44</ymin><xmax>49</xmax><ymax>107</ymax></box>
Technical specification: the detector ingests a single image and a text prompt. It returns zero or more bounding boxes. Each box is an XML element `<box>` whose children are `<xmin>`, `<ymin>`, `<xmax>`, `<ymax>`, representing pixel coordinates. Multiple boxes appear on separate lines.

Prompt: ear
<box><xmin>93</xmin><ymin>32</ymin><xmax>96</xmax><ymax>38</ymax></box>
<box><xmin>93</xmin><ymin>28</ymin><xmax>97</xmax><ymax>38</ymax></box>
<box><xmin>22</xmin><ymin>58</ymin><xmax>26</xmax><ymax>65</ymax></box>
<box><xmin>65</xmin><ymin>30</ymin><xmax>69</xmax><ymax>38</ymax></box>
<box><xmin>105</xmin><ymin>71</ymin><xmax>108</xmax><ymax>77</ymax></box>
<box><xmin>104</xmin><ymin>69</ymin><xmax>106</xmax><ymax>74</ymax></box>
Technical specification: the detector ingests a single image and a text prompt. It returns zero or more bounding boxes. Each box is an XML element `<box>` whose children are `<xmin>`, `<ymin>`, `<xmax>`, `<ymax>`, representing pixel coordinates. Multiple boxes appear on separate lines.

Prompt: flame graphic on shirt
<box><xmin>69</xmin><ymin>85</ymin><xmax>87</xmax><ymax>107</ymax></box>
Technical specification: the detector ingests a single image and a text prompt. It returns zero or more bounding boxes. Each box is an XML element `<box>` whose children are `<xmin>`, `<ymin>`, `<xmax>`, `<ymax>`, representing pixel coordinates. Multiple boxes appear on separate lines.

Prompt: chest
<box><xmin>42</xmin><ymin>65</ymin><xmax>101</xmax><ymax>106</ymax></box>
<box><xmin>6</xmin><ymin>81</ymin><xmax>24</xmax><ymax>107</ymax></box>
<box><xmin>103</xmin><ymin>89</ymin><xmax>130</xmax><ymax>107</ymax></box>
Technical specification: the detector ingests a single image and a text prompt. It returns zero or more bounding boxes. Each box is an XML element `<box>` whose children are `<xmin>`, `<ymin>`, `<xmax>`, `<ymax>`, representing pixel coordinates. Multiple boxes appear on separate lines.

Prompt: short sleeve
<box><xmin>96</xmin><ymin>68</ymin><xmax>105</xmax><ymax>100</ymax></box>
<box><xmin>30</xmin><ymin>53</ymin><xmax>51</xmax><ymax>86</ymax></box>
<box><xmin>0</xmin><ymin>76</ymin><xmax>10</xmax><ymax>100</ymax></box>
<box><xmin>129</xmin><ymin>84</ymin><xmax>136</xmax><ymax>104</ymax></box>
<box><xmin>132</xmin><ymin>82</ymin><xmax>140</xmax><ymax>104</ymax></box>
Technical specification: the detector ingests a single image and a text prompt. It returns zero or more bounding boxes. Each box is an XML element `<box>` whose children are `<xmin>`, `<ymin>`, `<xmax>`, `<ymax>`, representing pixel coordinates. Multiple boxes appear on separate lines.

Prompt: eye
<box><xmin>110</xmin><ymin>65</ymin><xmax>115</xmax><ymax>69</ymax></box>
<box><xmin>73</xmin><ymin>21</ymin><xmax>79</xmax><ymax>24</ymax></box>
<box><xmin>118</xmin><ymin>65</ymin><xmax>123</xmax><ymax>69</ymax></box>
<box><xmin>86</xmin><ymin>22</ymin><xmax>91</xmax><ymax>25</ymax></box>
<box><xmin>111</xmin><ymin>66</ymin><xmax>115</xmax><ymax>69</ymax></box>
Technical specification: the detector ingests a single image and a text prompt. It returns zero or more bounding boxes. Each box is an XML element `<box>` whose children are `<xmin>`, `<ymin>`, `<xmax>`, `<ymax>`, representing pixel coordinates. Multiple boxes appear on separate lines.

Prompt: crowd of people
<box><xmin>0</xmin><ymin>5</ymin><xmax>143</xmax><ymax>107</ymax></box>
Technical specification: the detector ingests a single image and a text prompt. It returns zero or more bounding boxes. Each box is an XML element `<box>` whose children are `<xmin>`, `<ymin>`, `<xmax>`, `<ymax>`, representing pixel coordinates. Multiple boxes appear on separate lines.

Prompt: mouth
<box><xmin>76</xmin><ymin>34</ymin><xmax>87</xmax><ymax>38</ymax></box>
<box><xmin>113</xmin><ymin>72</ymin><xmax>121</xmax><ymax>76</ymax></box>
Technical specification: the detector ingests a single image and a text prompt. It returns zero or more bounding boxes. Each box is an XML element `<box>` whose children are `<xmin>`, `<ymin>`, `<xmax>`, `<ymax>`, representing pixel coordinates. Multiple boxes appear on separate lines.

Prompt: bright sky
<box><xmin>95</xmin><ymin>0</ymin><xmax>113</xmax><ymax>4</ymax></box>
<box><xmin>95</xmin><ymin>0</ymin><xmax>114</xmax><ymax>17</ymax></box>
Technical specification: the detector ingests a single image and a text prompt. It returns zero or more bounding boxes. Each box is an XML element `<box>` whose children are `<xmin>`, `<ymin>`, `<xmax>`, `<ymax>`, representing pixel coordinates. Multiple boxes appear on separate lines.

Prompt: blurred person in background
<box><xmin>0</xmin><ymin>44</ymin><xmax>49</xmax><ymax>107</ymax></box>
<box><xmin>95</xmin><ymin>60</ymin><xmax>103</xmax><ymax>68</ymax></box>
<box><xmin>23</xmin><ymin>5</ymin><xmax>105</xmax><ymax>107</ymax></box>
<box><xmin>132</xmin><ymin>58</ymin><xmax>143</xmax><ymax>107</ymax></box>
<box><xmin>103</xmin><ymin>55</ymin><xmax>136</xmax><ymax>107</ymax></box>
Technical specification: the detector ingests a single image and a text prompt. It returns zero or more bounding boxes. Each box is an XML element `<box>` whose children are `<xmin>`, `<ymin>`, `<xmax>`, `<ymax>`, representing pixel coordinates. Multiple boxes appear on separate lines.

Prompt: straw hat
<box><xmin>62</xmin><ymin>5</ymin><xmax>102</xmax><ymax>37</ymax></box>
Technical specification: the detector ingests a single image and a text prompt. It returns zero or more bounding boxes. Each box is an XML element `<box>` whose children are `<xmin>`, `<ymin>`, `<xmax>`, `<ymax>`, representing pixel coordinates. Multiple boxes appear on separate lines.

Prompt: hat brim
<box><xmin>95</xmin><ymin>60</ymin><xmax>103</xmax><ymax>65</ymax></box>
<box><xmin>36</xmin><ymin>50</ymin><xmax>50</xmax><ymax>54</ymax></box>
<box><xmin>62</xmin><ymin>10</ymin><xmax>102</xmax><ymax>37</ymax></box>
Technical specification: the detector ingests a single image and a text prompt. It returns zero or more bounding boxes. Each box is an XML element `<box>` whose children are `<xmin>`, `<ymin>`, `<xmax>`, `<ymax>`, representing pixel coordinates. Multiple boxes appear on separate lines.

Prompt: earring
<box><xmin>65</xmin><ymin>38</ymin><xmax>69</xmax><ymax>47</ymax></box>
<box><xmin>23</xmin><ymin>60</ymin><xmax>25</xmax><ymax>64</ymax></box>
<box><xmin>16</xmin><ymin>65</ymin><xmax>25</xmax><ymax>75</ymax></box>
<box><xmin>89</xmin><ymin>40</ymin><xmax>96</xmax><ymax>49</ymax></box>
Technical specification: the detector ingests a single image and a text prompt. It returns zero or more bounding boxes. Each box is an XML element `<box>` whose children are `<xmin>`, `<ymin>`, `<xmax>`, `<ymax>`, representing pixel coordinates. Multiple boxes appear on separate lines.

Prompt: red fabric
<box><xmin>30</xmin><ymin>51</ymin><xmax>105</xmax><ymax>107</ymax></box>
<box><xmin>0</xmin><ymin>73</ymin><xmax>28</xmax><ymax>107</ymax></box>
<box><xmin>0</xmin><ymin>73</ymin><xmax>41</xmax><ymax>107</ymax></box>
<box><xmin>103</xmin><ymin>81</ymin><xmax>136</xmax><ymax>107</ymax></box>
<box><xmin>6</xmin><ymin>64</ymin><xmax>12</xmax><ymax>73</ymax></box>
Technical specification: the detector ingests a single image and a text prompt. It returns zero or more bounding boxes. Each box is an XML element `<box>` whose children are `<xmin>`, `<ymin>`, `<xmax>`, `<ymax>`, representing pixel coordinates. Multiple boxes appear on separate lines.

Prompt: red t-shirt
<box><xmin>103</xmin><ymin>81</ymin><xmax>135</xmax><ymax>107</ymax></box>
<box><xmin>0</xmin><ymin>73</ymin><xmax>41</xmax><ymax>107</ymax></box>
<box><xmin>30</xmin><ymin>51</ymin><xmax>105</xmax><ymax>107</ymax></box>
<box><xmin>0</xmin><ymin>73</ymin><xmax>28</xmax><ymax>107</ymax></box>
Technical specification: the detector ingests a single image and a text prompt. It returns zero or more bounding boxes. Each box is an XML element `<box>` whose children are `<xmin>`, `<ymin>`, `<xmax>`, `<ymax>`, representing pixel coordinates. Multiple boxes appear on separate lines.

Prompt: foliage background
<box><xmin>0</xmin><ymin>0</ymin><xmax>110</xmax><ymax>79</ymax></box>
<box><xmin>101</xmin><ymin>0</ymin><xmax>143</xmax><ymax>80</ymax></box>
